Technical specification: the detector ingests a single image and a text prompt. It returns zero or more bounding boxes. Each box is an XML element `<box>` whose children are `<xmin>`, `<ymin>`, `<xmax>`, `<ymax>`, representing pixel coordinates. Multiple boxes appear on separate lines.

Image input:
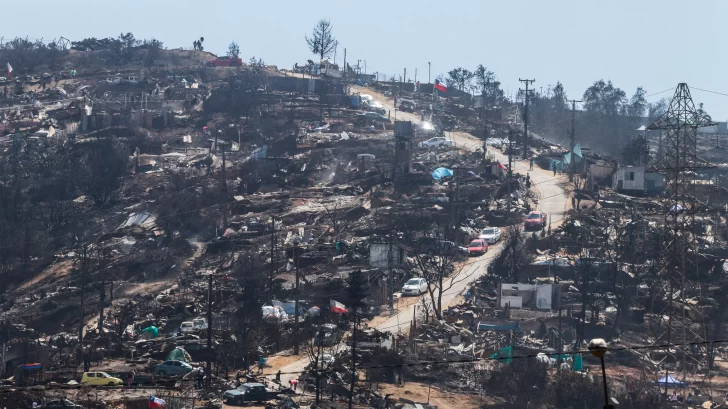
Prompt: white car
<box><xmin>401</xmin><ymin>277</ymin><xmax>428</xmax><ymax>296</ymax></box>
<box><xmin>419</xmin><ymin>137</ymin><xmax>453</xmax><ymax>149</ymax></box>
<box><xmin>478</xmin><ymin>227</ymin><xmax>502</xmax><ymax>244</ymax></box>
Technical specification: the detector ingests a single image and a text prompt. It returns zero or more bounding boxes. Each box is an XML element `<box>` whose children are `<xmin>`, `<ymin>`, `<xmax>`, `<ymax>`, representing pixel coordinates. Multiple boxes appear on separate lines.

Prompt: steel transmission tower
<box><xmin>646</xmin><ymin>83</ymin><xmax>714</xmax><ymax>391</ymax></box>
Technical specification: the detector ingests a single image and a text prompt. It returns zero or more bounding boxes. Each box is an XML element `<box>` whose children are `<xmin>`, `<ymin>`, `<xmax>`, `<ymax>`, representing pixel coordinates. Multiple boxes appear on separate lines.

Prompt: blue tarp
<box><xmin>432</xmin><ymin>167</ymin><xmax>453</xmax><ymax>180</ymax></box>
<box><xmin>655</xmin><ymin>375</ymin><xmax>689</xmax><ymax>388</ymax></box>
<box><xmin>477</xmin><ymin>322</ymin><xmax>521</xmax><ymax>334</ymax></box>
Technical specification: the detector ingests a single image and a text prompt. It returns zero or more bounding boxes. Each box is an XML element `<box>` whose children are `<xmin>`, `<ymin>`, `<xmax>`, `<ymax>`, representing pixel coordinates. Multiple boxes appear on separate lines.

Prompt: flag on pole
<box><xmin>330</xmin><ymin>299</ymin><xmax>346</xmax><ymax>314</ymax></box>
<box><xmin>148</xmin><ymin>396</ymin><xmax>166</xmax><ymax>408</ymax></box>
<box><xmin>434</xmin><ymin>79</ymin><xmax>447</xmax><ymax>93</ymax></box>
<box><xmin>497</xmin><ymin>163</ymin><xmax>507</xmax><ymax>171</ymax></box>
<box><xmin>7</xmin><ymin>63</ymin><xmax>12</xmax><ymax>76</ymax></box>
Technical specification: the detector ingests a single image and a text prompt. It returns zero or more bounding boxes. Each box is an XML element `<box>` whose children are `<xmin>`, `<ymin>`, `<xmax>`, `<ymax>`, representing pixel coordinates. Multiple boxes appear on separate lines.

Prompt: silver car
<box><xmin>478</xmin><ymin>227</ymin><xmax>502</xmax><ymax>244</ymax></box>
<box><xmin>401</xmin><ymin>278</ymin><xmax>428</xmax><ymax>296</ymax></box>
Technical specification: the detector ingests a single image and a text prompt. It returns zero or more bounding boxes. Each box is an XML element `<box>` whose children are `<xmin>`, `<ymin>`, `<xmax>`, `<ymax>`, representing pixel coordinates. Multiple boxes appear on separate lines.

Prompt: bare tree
<box><xmin>227</xmin><ymin>41</ymin><xmax>240</xmax><ymax>59</ymax></box>
<box><xmin>304</xmin><ymin>328</ymin><xmax>341</xmax><ymax>403</ymax></box>
<box><xmin>394</xmin><ymin>209</ymin><xmax>468</xmax><ymax>320</ymax></box>
<box><xmin>305</xmin><ymin>19</ymin><xmax>337</xmax><ymax>62</ymax></box>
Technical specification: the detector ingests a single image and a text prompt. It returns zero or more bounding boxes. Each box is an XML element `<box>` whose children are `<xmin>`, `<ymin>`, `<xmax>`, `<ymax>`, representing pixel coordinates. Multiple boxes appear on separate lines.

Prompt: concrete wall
<box><xmin>369</xmin><ymin>243</ymin><xmax>404</xmax><ymax>269</ymax></box>
<box><xmin>498</xmin><ymin>283</ymin><xmax>553</xmax><ymax>310</ymax></box>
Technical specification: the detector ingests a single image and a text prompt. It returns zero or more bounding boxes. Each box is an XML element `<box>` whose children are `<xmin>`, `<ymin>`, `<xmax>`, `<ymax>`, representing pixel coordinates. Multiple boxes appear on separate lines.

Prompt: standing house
<box><xmin>612</xmin><ymin>166</ymin><xmax>665</xmax><ymax>196</ymax></box>
<box><xmin>497</xmin><ymin>283</ymin><xmax>561</xmax><ymax>310</ymax></box>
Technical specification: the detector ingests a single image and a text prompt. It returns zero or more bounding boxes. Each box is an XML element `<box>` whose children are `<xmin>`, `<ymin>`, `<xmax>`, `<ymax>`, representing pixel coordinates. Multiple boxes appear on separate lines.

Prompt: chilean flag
<box><xmin>149</xmin><ymin>396</ymin><xmax>166</xmax><ymax>408</ymax></box>
<box><xmin>434</xmin><ymin>79</ymin><xmax>447</xmax><ymax>93</ymax></box>
<box><xmin>330</xmin><ymin>299</ymin><xmax>347</xmax><ymax>314</ymax></box>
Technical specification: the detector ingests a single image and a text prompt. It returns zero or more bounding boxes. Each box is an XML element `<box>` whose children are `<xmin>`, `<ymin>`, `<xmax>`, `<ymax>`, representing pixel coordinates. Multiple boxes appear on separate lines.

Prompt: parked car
<box><xmin>155</xmin><ymin>360</ymin><xmax>193</xmax><ymax>376</ymax></box>
<box><xmin>478</xmin><ymin>227</ymin><xmax>502</xmax><ymax>244</ymax></box>
<box><xmin>42</xmin><ymin>399</ymin><xmax>83</xmax><ymax>409</ymax></box>
<box><xmin>467</xmin><ymin>239</ymin><xmax>488</xmax><ymax>256</ymax></box>
<box><xmin>398</xmin><ymin>99</ymin><xmax>416</xmax><ymax>112</ymax></box>
<box><xmin>524</xmin><ymin>211</ymin><xmax>547</xmax><ymax>230</ymax></box>
<box><xmin>368</xmin><ymin>100</ymin><xmax>386</xmax><ymax>114</ymax></box>
<box><xmin>223</xmin><ymin>383</ymin><xmax>278</xmax><ymax>404</ymax></box>
<box><xmin>80</xmin><ymin>371</ymin><xmax>124</xmax><ymax>386</ymax></box>
<box><xmin>206</xmin><ymin>56</ymin><xmax>243</xmax><ymax>67</ymax></box>
<box><xmin>0</xmin><ymin>77</ymin><xmax>8</xmax><ymax>84</ymax></box>
<box><xmin>422</xmin><ymin>239</ymin><xmax>469</xmax><ymax>256</ymax></box>
<box><xmin>419</xmin><ymin>137</ymin><xmax>453</xmax><ymax>149</ymax></box>
<box><xmin>358</xmin><ymin>111</ymin><xmax>390</xmax><ymax>122</ymax></box>
<box><xmin>180</xmin><ymin>321</ymin><xmax>194</xmax><ymax>333</ymax></box>
<box><xmin>401</xmin><ymin>277</ymin><xmax>428</xmax><ymax>296</ymax></box>
<box><xmin>421</xmin><ymin>192</ymin><xmax>449</xmax><ymax>203</ymax></box>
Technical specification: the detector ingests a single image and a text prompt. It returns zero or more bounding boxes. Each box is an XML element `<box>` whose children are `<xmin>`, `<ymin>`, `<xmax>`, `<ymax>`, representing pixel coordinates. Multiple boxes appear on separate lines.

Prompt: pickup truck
<box><xmin>223</xmin><ymin>383</ymin><xmax>278</xmax><ymax>404</ymax></box>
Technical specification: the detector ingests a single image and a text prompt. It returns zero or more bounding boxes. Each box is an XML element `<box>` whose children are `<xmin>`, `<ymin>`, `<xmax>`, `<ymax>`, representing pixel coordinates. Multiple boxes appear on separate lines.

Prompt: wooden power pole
<box><xmin>519</xmin><ymin>78</ymin><xmax>535</xmax><ymax>157</ymax></box>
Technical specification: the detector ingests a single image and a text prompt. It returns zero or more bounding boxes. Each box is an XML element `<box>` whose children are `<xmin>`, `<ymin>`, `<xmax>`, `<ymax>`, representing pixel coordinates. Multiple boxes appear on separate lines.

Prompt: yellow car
<box><xmin>80</xmin><ymin>372</ymin><xmax>123</xmax><ymax>386</ymax></box>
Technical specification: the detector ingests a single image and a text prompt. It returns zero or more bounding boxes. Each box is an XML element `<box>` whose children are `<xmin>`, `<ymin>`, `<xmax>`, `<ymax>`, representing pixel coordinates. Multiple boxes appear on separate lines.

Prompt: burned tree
<box><xmin>78</xmin><ymin>137</ymin><xmax>128</xmax><ymax>207</ymax></box>
<box><xmin>305</xmin><ymin>19</ymin><xmax>337</xmax><ymax>62</ymax></box>
<box><xmin>228</xmin><ymin>41</ymin><xmax>240</xmax><ymax>59</ymax></box>
<box><xmin>393</xmin><ymin>207</ymin><xmax>468</xmax><ymax>320</ymax></box>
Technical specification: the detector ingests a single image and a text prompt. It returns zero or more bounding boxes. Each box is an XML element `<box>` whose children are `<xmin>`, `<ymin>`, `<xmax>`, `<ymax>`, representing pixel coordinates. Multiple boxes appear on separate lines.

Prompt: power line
<box><xmin>262</xmin><ymin>337</ymin><xmax>728</xmax><ymax>377</ymax></box>
<box><xmin>645</xmin><ymin>87</ymin><xmax>675</xmax><ymax>99</ymax></box>
<box><xmin>691</xmin><ymin>87</ymin><xmax>728</xmax><ymax>98</ymax></box>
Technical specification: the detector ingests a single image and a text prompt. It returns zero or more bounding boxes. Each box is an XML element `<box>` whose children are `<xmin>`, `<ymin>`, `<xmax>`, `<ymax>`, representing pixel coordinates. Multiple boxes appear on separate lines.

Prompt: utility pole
<box><xmin>293</xmin><ymin>245</ymin><xmax>300</xmax><ymax>355</ymax></box>
<box><xmin>315</xmin><ymin>328</ymin><xmax>324</xmax><ymax>404</ymax></box>
<box><xmin>78</xmin><ymin>244</ymin><xmax>88</xmax><ymax>343</ymax></box>
<box><xmin>414</xmin><ymin>68</ymin><xmax>417</xmax><ymax>83</ymax></box>
<box><xmin>387</xmin><ymin>230</ymin><xmax>394</xmax><ymax>310</ymax></box>
<box><xmin>269</xmin><ymin>216</ymin><xmax>276</xmax><ymax>295</ymax></box>
<box><xmin>349</xmin><ymin>312</ymin><xmax>358</xmax><ymax>409</ymax></box>
<box><xmin>519</xmin><ymin>78</ymin><xmax>535</xmax><ymax>158</ymax></box>
<box><xmin>220</xmin><ymin>142</ymin><xmax>227</xmax><ymax>192</ymax></box>
<box><xmin>357</xmin><ymin>60</ymin><xmax>360</xmax><ymax>83</ymax></box>
<box><xmin>97</xmin><ymin>250</ymin><xmax>105</xmax><ymax>332</ymax></box>
<box><xmin>428</xmin><ymin>62</ymin><xmax>431</xmax><ymax>84</ymax></box>
<box><xmin>206</xmin><ymin>272</ymin><xmax>213</xmax><ymax>386</ymax></box>
<box><xmin>568</xmin><ymin>99</ymin><xmax>582</xmax><ymax>179</ymax></box>
<box><xmin>343</xmin><ymin>48</ymin><xmax>347</xmax><ymax>94</ymax></box>
<box><xmin>364</xmin><ymin>60</ymin><xmax>366</xmax><ymax>75</ymax></box>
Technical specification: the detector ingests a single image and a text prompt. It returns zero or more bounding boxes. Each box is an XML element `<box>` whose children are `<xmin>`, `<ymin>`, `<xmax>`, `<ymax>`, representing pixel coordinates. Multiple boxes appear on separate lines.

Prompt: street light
<box><xmin>588</xmin><ymin>338</ymin><xmax>614</xmax><ymax>409</ymax></box>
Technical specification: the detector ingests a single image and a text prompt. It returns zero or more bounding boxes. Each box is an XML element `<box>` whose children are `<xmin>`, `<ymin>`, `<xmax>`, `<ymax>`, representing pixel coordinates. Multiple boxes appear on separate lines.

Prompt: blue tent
<box><xmin>431</xmin><ymin>167</ymin><xmax>453</xmax><ymax>180</ymax></box>
<box><xmin>654</xmin><ymin>374</ymin><xmax>689</xmax><ymax>388</ymax></box>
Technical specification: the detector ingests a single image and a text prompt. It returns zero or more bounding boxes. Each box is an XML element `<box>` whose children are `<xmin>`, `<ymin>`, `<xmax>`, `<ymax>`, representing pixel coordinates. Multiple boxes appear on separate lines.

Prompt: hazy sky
<box><xmin>4</xmin><ymin>0</ymin><xmax>728</xmax><ymax>118</ymax></box>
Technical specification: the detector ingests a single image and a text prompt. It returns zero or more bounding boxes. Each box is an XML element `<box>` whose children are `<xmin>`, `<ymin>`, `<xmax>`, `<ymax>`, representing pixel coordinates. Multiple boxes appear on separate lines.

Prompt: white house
<box><xmin>612</xmin><ymin>166</ymin><xmax>665</xmax><ymax>196</ymax></box>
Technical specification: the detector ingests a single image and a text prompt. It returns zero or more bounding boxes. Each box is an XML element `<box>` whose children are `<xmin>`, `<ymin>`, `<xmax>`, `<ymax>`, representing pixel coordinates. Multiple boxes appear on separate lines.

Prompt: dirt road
<box><xmin>274</xmin><ymin>86</ymin><xmax>568</xmax><ymax>387</ymax></box>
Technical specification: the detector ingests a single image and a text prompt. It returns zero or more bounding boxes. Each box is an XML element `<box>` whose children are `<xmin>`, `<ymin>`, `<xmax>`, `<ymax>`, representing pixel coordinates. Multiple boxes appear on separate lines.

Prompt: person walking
<box><xmin>529</xmin><ymin>157</ymin><xmax>534</xmax><ymax>170</ymax></box>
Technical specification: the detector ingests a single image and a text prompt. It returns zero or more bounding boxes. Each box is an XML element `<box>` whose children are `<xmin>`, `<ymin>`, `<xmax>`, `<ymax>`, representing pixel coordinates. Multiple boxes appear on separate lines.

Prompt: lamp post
<box><xmin>588</xmin><ymin>338</ymin><xmax>614</xmax><ymax>409</ymax></box>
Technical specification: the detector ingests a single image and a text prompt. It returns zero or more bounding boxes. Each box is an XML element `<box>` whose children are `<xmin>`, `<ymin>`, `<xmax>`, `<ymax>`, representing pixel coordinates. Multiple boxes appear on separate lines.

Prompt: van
<box><xmin>192</xmin><ymin>318</ymin><xmax>208</xmax><ymax>331</ymax></box>
<box><xmin>180</xmin><ymin>321</ymin><xmax>194</xmax><ymax>333</ymax></box>
<box><xmin>423</xmin><ymin>193</ymin><xmax>449</xmax><ymax>203</ymax></box>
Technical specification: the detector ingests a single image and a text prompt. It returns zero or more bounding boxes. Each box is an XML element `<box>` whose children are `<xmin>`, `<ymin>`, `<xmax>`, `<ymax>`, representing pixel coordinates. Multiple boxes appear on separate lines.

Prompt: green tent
<box><xmin>489</xmin><ymin>345</ymin><xmax>513</xmax><ymax>364</ymax></box>
<box><xmin>166</xmin><ymin>347</ymin><xmax>192</xmax><ymax>363</ymax></box>
<box><xmin>141</xmin><ymin>326</ymin><xmax>159</xmax><ymax>338</ymax></box>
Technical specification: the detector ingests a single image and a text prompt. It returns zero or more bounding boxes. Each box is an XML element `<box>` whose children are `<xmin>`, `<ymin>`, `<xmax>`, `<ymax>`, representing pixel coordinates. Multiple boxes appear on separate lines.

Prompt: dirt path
<box><xmin>275</xmin><ymin>87</ymin><xmax>570</xmax><ymax>389</ymax></box>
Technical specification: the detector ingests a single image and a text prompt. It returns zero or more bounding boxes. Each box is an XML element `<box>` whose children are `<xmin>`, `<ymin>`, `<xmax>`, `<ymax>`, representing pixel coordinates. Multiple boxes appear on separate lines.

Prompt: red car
<box><xmin>524</xmin><ymin>211</ymin><xmax>547</xmax><ymax>230</ymax></box>
<box><xmin>206</xmin><ymin>56</ymin><xmax>243</xmax><ymax>67</ymax></box>
<box><xmin>467</xmin><ymin>239</ymin><xmax>488</xmax><ymax>256</ymax></box>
